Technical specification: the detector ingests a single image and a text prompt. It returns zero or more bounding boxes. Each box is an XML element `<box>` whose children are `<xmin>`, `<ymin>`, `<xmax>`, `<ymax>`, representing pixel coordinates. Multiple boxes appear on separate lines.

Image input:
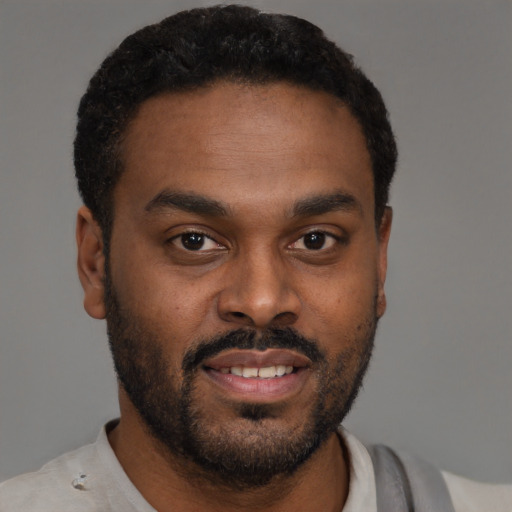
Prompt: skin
<box><xmin>76</xmin><ymin>82</ymin><xmax>392</xmax><ymax>511</ymax></box>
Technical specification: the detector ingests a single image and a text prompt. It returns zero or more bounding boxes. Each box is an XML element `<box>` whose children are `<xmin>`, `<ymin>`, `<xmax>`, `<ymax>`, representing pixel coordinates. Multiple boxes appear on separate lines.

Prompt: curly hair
<box><xmin>74</xmin><ymin>4</ymin><xmax>397</xmax><ymax>241</ymax></box>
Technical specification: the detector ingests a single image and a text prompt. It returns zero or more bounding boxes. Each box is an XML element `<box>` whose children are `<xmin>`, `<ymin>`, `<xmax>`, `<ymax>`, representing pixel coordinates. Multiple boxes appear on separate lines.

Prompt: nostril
<box><xmin>273</xmin><ymin>312</ymin><xmax>298</xmax><ymax>326</ymax></box>
<box><xmin>225</xmin><ymin>311</ymin><xmax>254</xmax><ymax>326</ymax></box>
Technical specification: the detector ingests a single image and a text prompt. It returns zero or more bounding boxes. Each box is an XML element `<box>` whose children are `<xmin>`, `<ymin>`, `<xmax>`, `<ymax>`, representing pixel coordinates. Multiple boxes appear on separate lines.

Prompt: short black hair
<box><xmin>74</xmin><ymin>4</ymin><xmax>397</xmax><ymax>241</ymax></box>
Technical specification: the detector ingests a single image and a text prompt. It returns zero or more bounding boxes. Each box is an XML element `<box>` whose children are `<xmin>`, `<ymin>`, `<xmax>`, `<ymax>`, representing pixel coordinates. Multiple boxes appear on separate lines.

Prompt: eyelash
<box><xmin>168</xmin><ymin>229</ymin><xmax>345</xmax><ymax>253</ymax></box>
<box><xmin>289</xmin><ymin>230</ymin><xmax>345</xmax><ymax>251</ymax></box>
<box><xmin>169</xmin><ymin>230</ymin><xmax>223</xmax><ymax>252</ymax></box>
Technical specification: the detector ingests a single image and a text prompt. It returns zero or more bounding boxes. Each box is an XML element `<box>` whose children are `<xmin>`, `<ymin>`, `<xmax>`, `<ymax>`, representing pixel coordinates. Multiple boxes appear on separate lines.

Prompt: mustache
<box><xmin>182</xmin><ymin>327</ymin><xmax>324</xmax><ymax>373</ymax></box>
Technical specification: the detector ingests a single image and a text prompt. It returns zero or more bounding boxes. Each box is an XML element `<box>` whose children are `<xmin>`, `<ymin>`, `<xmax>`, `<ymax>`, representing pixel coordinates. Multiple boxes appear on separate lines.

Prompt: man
<box><xmin>1</xmin><ymin>5</ymin><xmax>510</xmax><ymax>511</ymax></box>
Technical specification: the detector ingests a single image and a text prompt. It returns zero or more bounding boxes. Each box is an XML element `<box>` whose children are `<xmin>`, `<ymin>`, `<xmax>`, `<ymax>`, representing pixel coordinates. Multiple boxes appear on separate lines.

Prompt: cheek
<box><xmin>108</xmin><ymin>237</ymin><xmax>211</xmax><ymax>340</ymax></box>
<box><xmin>299</xmin><ymin>263</ymin><xmax>378</xmax><ymax>341</ymax></box>
<box><xmin>125</xmin><ymin>271</ymin><xmax>212</xmax><ymax>329</ymax></box>
<box><xmin>110</xmin><ymin>230</ymin><xmax>232</xmax><ymax>337</ymax></box>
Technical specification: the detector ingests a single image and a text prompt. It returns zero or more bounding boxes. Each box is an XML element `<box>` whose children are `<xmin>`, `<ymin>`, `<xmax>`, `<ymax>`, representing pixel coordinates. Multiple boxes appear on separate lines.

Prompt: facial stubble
<box><xmin>104</xmin><ymin>272</ymin><xmax>378</xmax><ymax>489</ymax></box>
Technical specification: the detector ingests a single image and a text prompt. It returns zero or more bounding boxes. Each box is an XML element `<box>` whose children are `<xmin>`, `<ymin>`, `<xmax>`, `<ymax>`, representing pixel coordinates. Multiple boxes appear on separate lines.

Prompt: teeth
<box><xmin>231</xmin><ymin>366</ymin><xmax>243</xmax><ymax>376</ymax></box>
<box><xmin>276</xmin><ymin>365</ymin><xmax>286</xmax><ymax>376</ymax></box>
<box><xmin>258</xmin><ymin>366</ymin><xmax>276</xmax><ymax>378</ymax></box>
<box><xmin>218</xmin><ymin>365</ymin><xmax>295</xmax><ymax>378</ymax></box>
<box><xmin>242</xmin><ymin>367</ymin><xmax>258</xmax><ymax>378</ymax></box>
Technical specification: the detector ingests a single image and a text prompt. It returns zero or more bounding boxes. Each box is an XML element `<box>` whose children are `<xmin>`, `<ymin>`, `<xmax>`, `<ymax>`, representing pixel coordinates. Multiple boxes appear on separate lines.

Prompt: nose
<box><xmin>217</xmin><ymin>251</ymin><xmax>301</xmax><ymax>329</ymax></box>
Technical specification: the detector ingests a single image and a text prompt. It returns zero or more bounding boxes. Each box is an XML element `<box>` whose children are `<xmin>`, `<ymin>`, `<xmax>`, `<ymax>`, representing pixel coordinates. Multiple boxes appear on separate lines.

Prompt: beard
<box><xmin>105</xmin><ymin>274</ymin><xmax>378</xmax><ymax>489</ymax></box>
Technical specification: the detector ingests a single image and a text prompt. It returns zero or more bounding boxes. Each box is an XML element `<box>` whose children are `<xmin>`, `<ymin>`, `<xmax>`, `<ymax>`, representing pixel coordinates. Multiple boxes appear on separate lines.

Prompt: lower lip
<box><xmin>203</xmin><ymin>367</ymin><xmax>310</xmax><ymax>402</ymax></box>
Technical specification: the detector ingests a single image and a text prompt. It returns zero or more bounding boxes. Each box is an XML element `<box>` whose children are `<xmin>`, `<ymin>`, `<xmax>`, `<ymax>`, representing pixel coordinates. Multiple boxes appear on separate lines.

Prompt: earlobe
<box><xmin>376</xmin><ymin>206</ymin><xmax>392</xmax><ymax>318</ymax></box>
<box><xmin>76</xmin><ymin>206</ymin><xmax>106</xmax><ymax>319</ymax></box>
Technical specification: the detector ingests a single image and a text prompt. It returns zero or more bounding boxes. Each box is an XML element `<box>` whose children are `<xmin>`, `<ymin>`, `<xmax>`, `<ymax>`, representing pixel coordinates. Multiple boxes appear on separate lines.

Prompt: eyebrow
<box><xmin>144</xmin><ymin>191</ymin><xmax>229</xmax><ymax>216</ymax></box>
<box><xmin>291</xmin><ymin>192</ymin><xmax>362</xmax><ymax>218</ymax></box>
<box><xmin>144</xmin><ymin>189</ymin><xmax>361</xmax><ymax>219</ymax></box>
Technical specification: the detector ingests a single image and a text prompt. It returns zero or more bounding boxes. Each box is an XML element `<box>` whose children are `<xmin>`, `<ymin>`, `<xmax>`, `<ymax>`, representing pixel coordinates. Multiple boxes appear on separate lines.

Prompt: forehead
<box><xmin>117</xmin><ymin>81</ymin><xmax>374</xmax><ymax>217</ymax></box>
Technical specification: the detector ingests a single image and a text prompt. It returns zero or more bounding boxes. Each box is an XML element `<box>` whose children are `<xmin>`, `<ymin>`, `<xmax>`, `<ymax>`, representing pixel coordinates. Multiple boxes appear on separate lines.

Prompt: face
<box><xmin>79</xmin><ymin>82</ymin><xmax>391</xmax><ymax>488</ymax></box>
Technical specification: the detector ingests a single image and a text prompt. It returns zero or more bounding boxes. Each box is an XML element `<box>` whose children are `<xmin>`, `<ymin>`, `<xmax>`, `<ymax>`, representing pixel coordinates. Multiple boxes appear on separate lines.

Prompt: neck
<box><xmin>109</xmin><ymin>392</ymin><xmax>350</xmax><ymax>512</ymax></box>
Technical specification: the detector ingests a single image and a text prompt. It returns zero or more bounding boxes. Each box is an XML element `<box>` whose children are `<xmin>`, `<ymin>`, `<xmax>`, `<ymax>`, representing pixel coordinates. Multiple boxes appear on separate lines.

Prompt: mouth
<box><xmin>216</xmin><ymin>364</ymin><xmax>295</xmax><ymax>378</ymax></box>
<box><xmin>201</xmin><ymin>349</ymin><xmax>312</xmax><ymax>401</ymax></box>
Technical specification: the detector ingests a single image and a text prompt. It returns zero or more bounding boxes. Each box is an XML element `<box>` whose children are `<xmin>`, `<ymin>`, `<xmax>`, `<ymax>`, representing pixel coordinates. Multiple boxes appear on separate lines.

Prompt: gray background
<box><xmin>1</xmin><ymin>0</ymin><xmax>511</xmax><ymax>483</ymax></box>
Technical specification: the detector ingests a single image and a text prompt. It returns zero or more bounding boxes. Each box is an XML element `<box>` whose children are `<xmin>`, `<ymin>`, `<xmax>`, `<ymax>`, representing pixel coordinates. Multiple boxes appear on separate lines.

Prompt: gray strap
<box><xmin>368</xmin><ymin>444</ymin><xmax>412</xmax><ymax>512</ymax></box>
<box><xmin>368</xmin><ymin>444</ymin><xmax>456</xmax><ymax>512</ymax></box>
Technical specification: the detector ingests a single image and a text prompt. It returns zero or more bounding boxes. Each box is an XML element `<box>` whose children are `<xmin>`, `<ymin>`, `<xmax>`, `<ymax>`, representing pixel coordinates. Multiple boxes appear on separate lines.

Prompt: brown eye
<box><xmin>303</xmin><ymin>232</ymin><xmax>326</xmax><ymax>250</ymax></box>
<box><xmin>289</xmin><ymin>231</ymin><xmax>340</xmax><ymax>251</ymax></box>
<box><xmin>171</xmin><ymin>232</ymin><xmax>223</xmax><ymax>252</ymax></box>
<box><xmin>181</xmin><ymin>233</ymin><xmax>206</xmax><ymax>251</ymax></box>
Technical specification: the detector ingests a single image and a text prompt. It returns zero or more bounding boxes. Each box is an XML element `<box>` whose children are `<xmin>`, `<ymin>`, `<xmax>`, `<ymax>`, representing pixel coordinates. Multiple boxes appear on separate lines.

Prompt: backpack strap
<box><xmin>367</xmin><ymin>444</ymin><xmax>456</xmax><ymax>512</ymax></box>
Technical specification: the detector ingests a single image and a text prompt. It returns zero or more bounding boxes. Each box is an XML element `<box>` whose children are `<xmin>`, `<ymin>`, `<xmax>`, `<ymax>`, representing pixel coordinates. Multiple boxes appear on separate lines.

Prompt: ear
<box><xmin>376</xmin><ymin>206</ymin><xmax>392</xmax><ymax>318</ymax></box>
<box><xmin>76</xmin><ymin>206</ymin><xmax>106</xmax><ymax>319</ymax></box>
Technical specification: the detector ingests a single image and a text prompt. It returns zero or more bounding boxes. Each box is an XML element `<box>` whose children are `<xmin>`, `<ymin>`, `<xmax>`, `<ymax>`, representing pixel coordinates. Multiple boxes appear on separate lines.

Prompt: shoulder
<box><xmin>443</xmin><ymin>471</ymin><xmax>512</xmax><ymax>512</ymax></box>
<box><xmin>0</xmin><ymin>442</ymin><xmax>100</xmax><ymax>512</ymax></box>
<box><xmin>339</xmin><ymin>426</ymin><xmax>512</xmax><ymax>512</ymax></box>
<box><xmin>0</xmin><ymin>421</ymin><xmax>154</xmax><ymax>512</ymax></box>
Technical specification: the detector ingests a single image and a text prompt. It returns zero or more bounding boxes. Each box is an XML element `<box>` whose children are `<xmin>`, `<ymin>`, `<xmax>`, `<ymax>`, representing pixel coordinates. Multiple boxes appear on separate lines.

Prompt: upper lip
<box><xmin>203</xmin><ymin>349</ymin><xmax>312</xmax><ymax>370</ymax></box>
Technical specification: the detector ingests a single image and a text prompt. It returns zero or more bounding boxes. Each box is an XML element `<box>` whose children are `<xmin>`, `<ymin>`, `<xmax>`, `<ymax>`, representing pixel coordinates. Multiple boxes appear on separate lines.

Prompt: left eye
<box><xmin>290</xmin><ymin>231</ymin><xmax>338</xmax><ymax>251</ymax></box>
<box><xmin>172</xmin><ymin>232</ymin><xmax>223</xmax><ymax>251</ymax></box>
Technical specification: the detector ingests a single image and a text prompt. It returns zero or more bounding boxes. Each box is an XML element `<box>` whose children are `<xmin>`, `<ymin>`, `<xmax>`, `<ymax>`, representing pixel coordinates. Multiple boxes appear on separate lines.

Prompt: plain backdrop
<box><xmin>1</xmin><ymin>0</ymin><xmax>511</xmax><ymax>483</ymax></box>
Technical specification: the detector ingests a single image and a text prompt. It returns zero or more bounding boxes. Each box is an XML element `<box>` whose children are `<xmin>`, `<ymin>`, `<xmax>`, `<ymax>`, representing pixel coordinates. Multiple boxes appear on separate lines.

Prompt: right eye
<box><xmin>171</xmin><ymin>232</ymin><xmax>224</xmax><ymax>252</ymax></box>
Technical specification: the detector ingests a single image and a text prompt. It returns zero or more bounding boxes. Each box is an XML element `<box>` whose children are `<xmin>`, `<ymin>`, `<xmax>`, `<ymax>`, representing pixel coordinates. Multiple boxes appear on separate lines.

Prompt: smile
<box><xmin>218</xmin><ymin>365</ymin><xmax>294</xmax><ymax>378</ymax></box>
<box><xmin>201</xmin><ymin>349</ymin><xmax>311</xmax><ymax>401</ymax></box>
